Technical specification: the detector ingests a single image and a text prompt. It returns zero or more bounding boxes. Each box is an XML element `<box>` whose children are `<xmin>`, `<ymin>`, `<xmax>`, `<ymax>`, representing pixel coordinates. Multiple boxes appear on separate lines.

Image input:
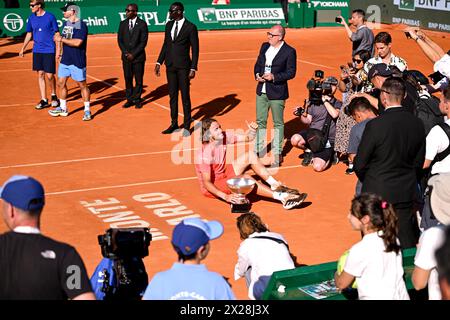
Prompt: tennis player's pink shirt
<box><xmin>195</xmin><ymin>131</ymin><xmax>237</xmax><ymax>194</ymax></box>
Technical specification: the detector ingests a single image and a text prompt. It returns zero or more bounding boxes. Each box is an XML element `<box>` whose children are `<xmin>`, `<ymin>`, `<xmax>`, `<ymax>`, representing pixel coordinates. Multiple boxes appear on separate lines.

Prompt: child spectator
<box><xmin>234</xmin><ymin>212</ymin><xmax>296</xmax><ymax>300</ymax></box>
<box><xmin>335</xmin><ymin>193</ymin><xmax>410</xmax><ymax>300</ymax></box>
<box><xmin>142</xmin><ymin>218</ymin><xmax>235</xmax><ymax>300</ymax></box>
<box><xmin>413</xmin><ymin>173</ymin><xmax>450</xmax><ymax>300</ymax></box>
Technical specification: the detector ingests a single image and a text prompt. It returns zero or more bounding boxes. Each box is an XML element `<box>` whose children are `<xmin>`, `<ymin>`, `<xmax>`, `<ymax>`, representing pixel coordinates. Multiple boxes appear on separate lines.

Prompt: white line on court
<box><xmin>45</xmin><ymin>164</ymin><xmax>302</xmax><ymax>196</ymax></box>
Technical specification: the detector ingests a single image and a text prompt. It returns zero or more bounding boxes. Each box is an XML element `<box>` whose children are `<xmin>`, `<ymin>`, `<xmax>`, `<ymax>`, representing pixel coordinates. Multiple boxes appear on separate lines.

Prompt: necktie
<box><xmin>129</xmin><ymin>21</ymin><xmax>134</xmax><ymax>32</ymax></box>
<box><xmin>173</xmin><ymin>21</ymin><xmax>178</xmax><ymax>40</ymax></box>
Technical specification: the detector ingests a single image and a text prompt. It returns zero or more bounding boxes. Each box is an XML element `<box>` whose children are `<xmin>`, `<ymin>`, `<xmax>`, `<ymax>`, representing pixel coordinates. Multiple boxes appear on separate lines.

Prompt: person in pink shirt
<box><xmin>195</xmin><ymin>118</ymin><xmax>307</xmax><ymax>210</ymax></box>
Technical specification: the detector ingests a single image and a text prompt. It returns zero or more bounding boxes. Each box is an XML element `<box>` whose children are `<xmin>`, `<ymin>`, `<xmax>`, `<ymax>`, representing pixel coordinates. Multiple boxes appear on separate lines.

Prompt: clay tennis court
<box><xmin>0</xmin><ymin>25</ymin><xmax>448</xmax><ymax>299</ymax></box>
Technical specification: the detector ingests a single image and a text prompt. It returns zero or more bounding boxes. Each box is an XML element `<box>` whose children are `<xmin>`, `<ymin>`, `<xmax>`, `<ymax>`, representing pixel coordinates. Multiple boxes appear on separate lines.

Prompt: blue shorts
<box><xmin>33</xmin><ymin>53</ymin><xmax>56</xmax><ymax>74</ymax></box>
<box><xmin>58</xmin><ymin>63</ymin><xmax>86</xmax><ymax>82</ymax></box>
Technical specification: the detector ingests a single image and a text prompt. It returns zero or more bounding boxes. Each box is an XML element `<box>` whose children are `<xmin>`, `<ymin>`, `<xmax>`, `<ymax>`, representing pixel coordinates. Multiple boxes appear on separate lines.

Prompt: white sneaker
<box><xmin>48</xmin><ymin>107</ymin><xmax>68</xmax><ymax>117</ymax></box>
<box><xmin>281</xmin><ymin>193</ymin><xmax>307</xmax><ymax>210</ymax></box>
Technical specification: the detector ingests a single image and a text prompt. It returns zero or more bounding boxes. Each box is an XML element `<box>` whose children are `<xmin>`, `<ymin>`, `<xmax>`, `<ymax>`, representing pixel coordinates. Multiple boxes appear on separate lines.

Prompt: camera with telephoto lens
<box><xmin>97</xmin><ymin>228</ymin><xmax>152</xmax><ymax>300</ymax></box>
<box><xmin>306</xmin><ymin>70</ymin><xmax>332</xmax><ymax>105</ymax></box>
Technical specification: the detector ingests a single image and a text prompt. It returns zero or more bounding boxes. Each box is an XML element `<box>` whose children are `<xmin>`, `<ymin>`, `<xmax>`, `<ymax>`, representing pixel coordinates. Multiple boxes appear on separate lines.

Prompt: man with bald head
<box><xmin>254</xmin><ymin>24</ymin><xmax>297</xmax><ymax>167</ymax></box>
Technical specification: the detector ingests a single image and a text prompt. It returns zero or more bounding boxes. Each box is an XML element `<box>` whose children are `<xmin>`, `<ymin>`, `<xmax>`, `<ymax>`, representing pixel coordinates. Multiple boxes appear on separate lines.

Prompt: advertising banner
<box><xmin>350</xmin><ymin>0</ymin><xmax>450</xmax><ymax>32</ymax></box>
<box><xmin>0</xmin><ymin>4</ymin><xmax>286</xmax><ymax>37</ymax></box>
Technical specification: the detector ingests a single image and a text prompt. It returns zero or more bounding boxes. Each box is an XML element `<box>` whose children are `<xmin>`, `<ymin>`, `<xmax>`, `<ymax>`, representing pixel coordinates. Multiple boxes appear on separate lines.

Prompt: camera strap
<box><xmin>252</xmin><ymin>236</ymin><xmax>289</xmax><ymax>250</ymax></box>
<box><xmin>321</xmin><ymin>112</ymin><xmax>333</xmax><ymax>139</ymax></box>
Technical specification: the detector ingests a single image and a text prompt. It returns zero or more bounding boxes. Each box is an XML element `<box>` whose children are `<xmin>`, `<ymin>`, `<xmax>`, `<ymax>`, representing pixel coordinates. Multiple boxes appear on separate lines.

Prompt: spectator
<box><xmin>337</xmin><ymin>9</ymin><xmax>374</xmax><ymax>57</ymax></box>
<box><xmin>48</xmin><ymin>2</ymin><xmax>92</xmax><ymax>121</ymax></box>
<box><xmin>0</xmin><ymin>175</ymin><xmax>95</xmax><ymax>300</ymax></box>
<box><xmin>19</xmin><ymin>0</ymin><xmax>60</xmax><ymax>110</ymax></box>
<box><xmin>291</xmin><ymin>76</ymin><xmax>342</xmax><ymax>172</ymax></box>
<box><xmin>346</xmin><ymin>97</ymin><xmax>377</xmax><ymax>191</ymax></box>
<box><xmin>334</xmin><ymin>193</ymin><xmax>410</xmax><ymax>300</ymax></box>
<box><xmin>413</xmin><ymin>173</ymin><xmax>450</xmax><ymax>300</ymax></box>
<box><xmin>254</xmin><ymin>25</ymin><xmax>297</xmax><ymax>166</ymax></box>
<box><xmin>195</xmin><ymin>118</ymin><xmax>307</xmax><ymax>210</ymax></box>
<box><xmin>363</xmin><ymin>32</ymin><xmax>408</xmax><ymax>81</ymax></box>
<box><xmin>420</xmin><ymin>87</ymin><xmax>450</xmax><ymax>230</ymax></box>
<box><xmin>353</xmin><ymin>77</ymin><xmax>426</xmax><ymax>249</ymax></box>
<box><xmin>335</xmin><ymin>49</ymin><xmax>372</xmax><ymax>173</ymax></box>
<box><xmin>142</xmin><ymin>218</ymin><xmax>235</xmax><ymax>300</ymax></box>
<box><xmin>435</xmin><ymin>225</ymin><xmax>450</xmax><ymax>300</ymax></box>
<box><xmin>234</xmin><ymin>212</ymin><xmax>295</xmax><ymax>300</ymax></box>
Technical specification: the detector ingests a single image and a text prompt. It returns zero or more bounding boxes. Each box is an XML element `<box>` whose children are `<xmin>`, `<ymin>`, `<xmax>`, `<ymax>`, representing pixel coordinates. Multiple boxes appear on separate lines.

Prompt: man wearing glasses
<box><xmin>19</xmin><ymin>0</ymin><xmax>60</xmax><ymax>110</ymax></box>
<box><xmin>118</xmin><ymin>3</ymin><xmax>148</xmax><ymax>110</ymax></box>
<box><xmin>254</xmin><ymin>25</ymin><xmax>296</xmax><ymax>167</ymax></box>
<box><xmin>155</xmin><ymin>2</ymin><xmax>199</xmax><ymax>137</ymax></box>
<box><xmin>354</xmin><ymin>77</ymin><xmax>426</xmax><ymax>249</ymax></box>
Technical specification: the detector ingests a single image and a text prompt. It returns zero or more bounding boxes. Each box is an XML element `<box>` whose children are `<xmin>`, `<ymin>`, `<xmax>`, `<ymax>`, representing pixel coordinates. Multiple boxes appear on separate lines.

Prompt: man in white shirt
<box><xmin>254</xmin><ymin>25</ymin><xmax>297</xmax><ymax>167</ymax></box>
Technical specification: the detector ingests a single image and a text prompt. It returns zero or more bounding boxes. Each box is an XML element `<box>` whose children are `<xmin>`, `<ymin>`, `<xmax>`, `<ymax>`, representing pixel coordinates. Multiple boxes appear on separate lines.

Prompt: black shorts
<box><xmin>299</xmin><ymin>130</ymin><xmax>334</xmax><ymax>162</ymax></box>
<box><xmin>33</xmin><ymin>53</ymin><xmax>56</xmax><ymax>74</ymax></box>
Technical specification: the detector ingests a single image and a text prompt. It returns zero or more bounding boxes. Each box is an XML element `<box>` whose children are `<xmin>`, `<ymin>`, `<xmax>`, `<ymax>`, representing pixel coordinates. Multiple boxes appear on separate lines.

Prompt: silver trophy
<box><xmin>226</xmin><ymin>177</ymin><xmax>256</xmax><ymax>213</ymax></box>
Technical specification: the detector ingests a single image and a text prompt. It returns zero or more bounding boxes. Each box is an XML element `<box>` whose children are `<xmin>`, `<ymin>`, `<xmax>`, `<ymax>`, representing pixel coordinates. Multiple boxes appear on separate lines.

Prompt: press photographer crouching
<box><xmin>291</xmin><ymin>72</ymin><xmax>342</xmax><ymax>172</ymax></box>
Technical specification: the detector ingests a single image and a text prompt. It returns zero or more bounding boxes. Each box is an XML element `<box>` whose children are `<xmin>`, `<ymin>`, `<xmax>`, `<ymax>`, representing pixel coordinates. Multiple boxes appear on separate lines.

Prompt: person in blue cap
<box><xmin>142</xmin><ymin>217</ymin><xmax>235</xmax><ymax>300</ymax></box>
<box><xmin>0</xmin><ymin>175</ymin><xmax>95</xmax><ymax>300</ymax></box>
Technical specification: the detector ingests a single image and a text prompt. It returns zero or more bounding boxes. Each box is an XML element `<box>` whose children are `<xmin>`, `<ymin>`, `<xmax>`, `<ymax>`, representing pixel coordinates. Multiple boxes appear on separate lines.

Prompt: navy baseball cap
<box><xmin>0</xmin><ymin>175</ymin><xmax>45</xmax><ymax>211</ymax></box>
<box><xmin>368</xmin><ymin>63</ymin><xmax>393</xmax><ymax>80</ymax></box>
<box><xmin>172</xmin><ymin>218</ymin><xmax>224</xmax><ymax>255</ymax></box>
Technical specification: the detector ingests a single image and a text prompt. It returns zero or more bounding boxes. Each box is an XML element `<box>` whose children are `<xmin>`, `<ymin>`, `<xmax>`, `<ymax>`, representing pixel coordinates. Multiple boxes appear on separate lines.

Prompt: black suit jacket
<box><xmin>117</xmin><ymin>17</ymin><xmax>148</xmax><ymax>63</ymax></box>
<box><xmin>254</xmin><ymin>42</ymin><xmax>296</xmax><ymax>100</ymax></box>
<box><xmin>354</xmin><ymin>107</ymin><xmax>426</xmax><ymax>204</ymax></box>
<box><xmin>157</xmin><ymin>19</ymin><xmax>199</xmax><ymax>70</ymax></box>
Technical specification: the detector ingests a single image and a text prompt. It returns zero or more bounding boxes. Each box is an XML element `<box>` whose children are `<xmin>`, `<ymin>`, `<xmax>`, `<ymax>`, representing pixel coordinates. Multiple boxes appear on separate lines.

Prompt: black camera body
<box><xmin>428</xmin><ymin>71</ymin><xmax>445</xmax><ymax>84</ymax></box>
<box><xmin>306</xmin><ymin>70</ymin><xmax>332</xmax><ymax>105</ymax></box>
<box><xmin>97</xmin><ymin>228</ymin><xmax>152</xmax><ymax>300</ymax></box>
<box><xmin>98</xmin><ymin>228</ymin><xmax>152</xmax><ymax>260</ymax></box>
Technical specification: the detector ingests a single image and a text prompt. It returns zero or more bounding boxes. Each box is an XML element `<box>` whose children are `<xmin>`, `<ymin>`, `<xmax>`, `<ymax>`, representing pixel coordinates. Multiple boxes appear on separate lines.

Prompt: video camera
<box><xmin>306</xmin><ymin>70</ymin><xmax>333</xmax><ymax>105</ymax></box>
<box><xmin>97</xmin><ymin>228</ymin><xmax>152</xmax><ymax>300</ymax></box>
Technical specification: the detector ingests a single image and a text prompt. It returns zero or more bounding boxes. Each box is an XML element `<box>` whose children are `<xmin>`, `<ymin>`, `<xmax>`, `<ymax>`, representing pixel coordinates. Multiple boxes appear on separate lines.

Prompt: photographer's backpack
<box><xmin>415</xmin><ymin>94</ymin><xmax>445</xmax><ymax>135</ymax></box>
<box><xmin>90</xmin><ymin>258</ymin><xmax>117</xmax><ymax>300</ymax></box>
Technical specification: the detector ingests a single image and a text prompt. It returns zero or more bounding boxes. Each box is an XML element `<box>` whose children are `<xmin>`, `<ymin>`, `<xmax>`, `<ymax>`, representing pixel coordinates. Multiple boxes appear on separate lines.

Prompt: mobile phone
<box><xmin>404</xmin><ymin>31</ymin><xmax>412</xmax><ymax>39</ymax></box>
<box><xmin>347</xmin><ymin>62</ymin><xmax>353</xmax><ymax>68</ymax></box>
<box><xmin>335</xmin><ymin>17</ymin><xmax>342</xmax><ymax>23</ymax></box>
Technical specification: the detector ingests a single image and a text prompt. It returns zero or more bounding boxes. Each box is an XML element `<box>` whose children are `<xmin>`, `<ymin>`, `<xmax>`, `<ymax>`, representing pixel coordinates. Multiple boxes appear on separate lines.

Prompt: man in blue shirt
<box><xmin>48</xmin><ymin>2</ymin><xmax>91</xmax><ymax>121</ymax></box>
<box><xmin>143</xmin><ymin>218</ymin><xmax>235</xmax><ymax>300</ymax></box>
<box><xmin>19</xmin><ymin>0</ymin><xmax>60</xmax><ymax>110</ymax></box>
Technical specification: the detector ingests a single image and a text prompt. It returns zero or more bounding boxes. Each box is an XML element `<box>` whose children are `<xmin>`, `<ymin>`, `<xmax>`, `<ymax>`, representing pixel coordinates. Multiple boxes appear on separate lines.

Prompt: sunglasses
<box><xmin>169</xmin><ymin>8</ymin><xmax>180</xmax><ymax>13</ymax></box>
<box><xmin>267</xmin><ymin>32</ymin><xmax>281</xmax><ymax>38</ymax></box>
<box><xmin>29</xmin><ymin>3</ymin><xmax>39</xmax><ymax>8</ymax></box>
<box><xmin>352</xmin><ymin>58</ymin><xmax>362</xmax><ymax>63</ymax></box>
<box><xmin>125</xmin><ymin>9</ymin><xmax>137</xmax><ymax>12</ymax></box>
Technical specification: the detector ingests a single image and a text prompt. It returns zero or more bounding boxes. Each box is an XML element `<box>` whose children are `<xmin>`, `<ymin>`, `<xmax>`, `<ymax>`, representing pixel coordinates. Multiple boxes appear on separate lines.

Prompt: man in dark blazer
<box><xmin>354</xmin><ymin>77</ymin><xmax>426</xmax><ymax>249</ymax></box>
<box><xmin>254</xmin><ymin>25</ymin><xmax>296</xmax><ymax>166</ymax></box>
<box><xmin>118</xmin><ymin>3</ymin><xmax>148</xmax><ymax>109</ymax></box>
<box><xmin>155</xmin><ymin>2</ymin><xmax>199</xmax><ymax>136</ymax></box>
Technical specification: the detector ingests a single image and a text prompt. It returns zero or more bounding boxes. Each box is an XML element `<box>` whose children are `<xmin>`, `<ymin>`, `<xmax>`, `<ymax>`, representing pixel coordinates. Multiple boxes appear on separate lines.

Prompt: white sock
<box><xmin>84</xmin><ymin>101</ymin><xmax>90</xmax><ymax>112</ymax></box>
<box><xmin>266</xmin><ymin>176</ymin><xmax>278</xmax><ymax>188</ymax></box>
<box><xmin>60</xmin><ymin>99</ymin><xmax>67</xmax><ymax>111</ymax></box>
<box><xmin>348</xmin><ymin>162</ymin><xmax>354</xmax><ymax>169</ymax></box>
<box><xmin>305</xmin><ymin>148</ymin><xmax>311</xmax><ymax>153</ymax></box>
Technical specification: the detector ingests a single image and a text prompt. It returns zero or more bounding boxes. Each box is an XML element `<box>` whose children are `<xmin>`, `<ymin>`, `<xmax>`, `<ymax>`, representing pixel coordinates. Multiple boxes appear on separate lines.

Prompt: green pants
<box><xmin>256</xmin><ymin>93</ymin><xmax>285</xmax><ymax>155</ymax></box>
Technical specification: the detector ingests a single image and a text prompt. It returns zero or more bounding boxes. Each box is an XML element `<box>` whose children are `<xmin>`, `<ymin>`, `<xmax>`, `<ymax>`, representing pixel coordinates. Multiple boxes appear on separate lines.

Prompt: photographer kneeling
<box><xmin>291</xmin><ymin>76</ymin><xmax>342</xmax><ymax>172</ymax></box>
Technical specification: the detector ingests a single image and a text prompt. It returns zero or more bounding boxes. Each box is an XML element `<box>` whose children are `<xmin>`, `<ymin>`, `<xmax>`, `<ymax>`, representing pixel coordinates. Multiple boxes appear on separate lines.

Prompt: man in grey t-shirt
<box><xmin>338</xmin><ymin>9</ymin><xmax>374</xmax><ymax>57</ymax></box>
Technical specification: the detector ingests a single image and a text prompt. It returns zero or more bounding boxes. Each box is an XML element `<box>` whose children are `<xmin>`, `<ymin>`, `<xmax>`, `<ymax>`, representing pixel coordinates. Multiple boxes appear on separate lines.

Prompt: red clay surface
<box><xmin>0</xmin><ymin>25</ymin><xmax>448</xmax><ymax>299</ymax></box>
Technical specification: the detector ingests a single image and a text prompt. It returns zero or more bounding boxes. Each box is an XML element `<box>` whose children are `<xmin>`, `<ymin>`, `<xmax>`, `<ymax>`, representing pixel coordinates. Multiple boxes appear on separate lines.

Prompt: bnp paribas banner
<box><xmin>350</xmin><ymin>0</ymin><xmax>450</xmax><ymax>32</ymax></box>
<box><xmin>0</xmin><ymin>4</ymin><xmax>286</xmax><ymax>37</ymax></box>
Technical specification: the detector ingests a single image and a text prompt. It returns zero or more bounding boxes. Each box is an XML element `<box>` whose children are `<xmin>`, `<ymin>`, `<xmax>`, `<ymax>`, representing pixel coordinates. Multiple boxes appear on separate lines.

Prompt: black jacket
<box><xmin>354</xmin><ymin>107</ymin><xmax>426</xmax><ymax>204</ymax></box>
<box><xmin>254</xmin><ymin>42</ymin><xmax>297</xmax><ymax>100</ymax></box>
<box><xmin>117</xmin><ymin>17</ymin><xmax>148</xmax><ymax>63</ymax></box>
<box><xmin>157</xmin><ymin>19</ymin><xmax>199</xmax><ymax>70</ymax></box>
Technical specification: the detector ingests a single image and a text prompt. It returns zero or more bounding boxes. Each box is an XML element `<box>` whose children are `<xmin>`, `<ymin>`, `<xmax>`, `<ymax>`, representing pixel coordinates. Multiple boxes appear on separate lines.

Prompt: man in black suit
<box><xmin>254</xmin><ymin>25</ymin><xmax>296</xmax><ymax>166</ymax></box>
<box><xmin>118</xmin><ymin>3</ymin><xmax>148</xmax><ymax>109</ymax></box>
<box><xmin>354</xmin><ymin>77</ymin><xmax>426</xmax><ymax>248</ymax></box>
<box><xmin>155</xmin><ymin>2</ymin><xmax>199</xmax><ymax>136</ymax></box>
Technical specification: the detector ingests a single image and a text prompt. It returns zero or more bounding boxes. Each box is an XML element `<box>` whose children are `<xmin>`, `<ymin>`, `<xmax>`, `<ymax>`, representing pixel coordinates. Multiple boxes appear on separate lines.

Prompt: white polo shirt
<box><xmin>426</xmin><ymin>119</ymin><xmax>450</xmax><ymax>175</ymax></box>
